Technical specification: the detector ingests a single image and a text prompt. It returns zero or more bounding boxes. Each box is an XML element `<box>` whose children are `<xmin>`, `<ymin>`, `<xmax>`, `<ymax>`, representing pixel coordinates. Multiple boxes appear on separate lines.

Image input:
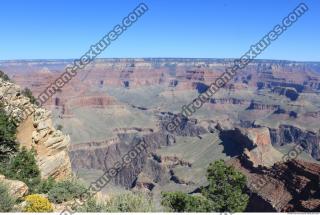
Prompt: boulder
<box><xmin>0</xmin><ymin>174</ymin><xmax>28</xmax><ymax>198</ymax></box>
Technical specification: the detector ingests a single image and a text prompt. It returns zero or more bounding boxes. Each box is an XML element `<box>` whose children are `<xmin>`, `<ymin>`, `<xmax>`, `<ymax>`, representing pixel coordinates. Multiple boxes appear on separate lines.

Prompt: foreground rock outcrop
<box><xmin>0</xmin><ymin>79</ymin><xmax>72</xmax><ymax>180</ymax></box>
<box><xmin>230</xmin><ymin>158</ymin><xmax>320</xmax><ymax>212</ymax></box>
<box><xmin>0</xmin><ymin>174</ymin><xmax>28</xmax><ymax>198</ymax></box>
<box><xmin>225</xmin><ymin>127</ymin><xmax>320</xmax><ymax>212</ymax></box>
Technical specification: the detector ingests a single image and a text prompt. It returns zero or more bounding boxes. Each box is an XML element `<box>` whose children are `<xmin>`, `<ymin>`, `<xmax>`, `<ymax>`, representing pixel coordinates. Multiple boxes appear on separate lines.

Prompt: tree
<box><xmin>202</xmin><ymin>160</ymin><xmax>249</xmax><ymax>212</ymax></box>
<box><xmin>161</xmin><ymin>160</ymin><xmax>249</xmax><ymax>212</ymax></box>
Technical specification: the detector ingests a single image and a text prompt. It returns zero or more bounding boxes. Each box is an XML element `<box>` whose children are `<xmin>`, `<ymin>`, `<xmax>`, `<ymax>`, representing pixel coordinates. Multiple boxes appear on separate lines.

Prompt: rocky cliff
<box><xmin>0</xmin><ymin>79</ymin><xmax>71</xmax><ymax>180</ymax></box>
<box><xmin>225</xmin><ymin>127</ymin><xmax>320</xmax><ymax>212</ymax></box>
<box><xmin>220</xmin><ymin>127</ymin><xmax>282</xmax><ymax>167</ymax></box>
<box><xmin>269</xmin><ymin>124</ymin><xmax>320</xmax><ymax>160</ymax></box>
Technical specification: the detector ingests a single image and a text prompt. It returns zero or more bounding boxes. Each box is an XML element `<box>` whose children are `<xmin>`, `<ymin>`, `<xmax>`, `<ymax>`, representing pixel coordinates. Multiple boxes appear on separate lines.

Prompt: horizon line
<box><xmin>0</xmin><ymin>57</ymin><xmax>319</xmax><ymax>64</ymax></box>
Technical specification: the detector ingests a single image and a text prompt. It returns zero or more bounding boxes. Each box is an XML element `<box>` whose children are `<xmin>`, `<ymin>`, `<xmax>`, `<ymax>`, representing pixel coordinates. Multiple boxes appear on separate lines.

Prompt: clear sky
<box><xmin>0</xmin><ymin>0</ymin><xmax>319</xmax><ymax>61</ymax></box>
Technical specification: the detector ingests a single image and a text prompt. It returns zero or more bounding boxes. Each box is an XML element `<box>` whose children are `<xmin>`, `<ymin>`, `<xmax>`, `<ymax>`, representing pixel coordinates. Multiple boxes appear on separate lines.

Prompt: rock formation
<box><xmin>221</xmin><ymin>127</ymin><xmax>283</xmax><ymax>167</ymax></box>
<box><xmin>269</xmin><ymin>124</ymin><xmax>320</xmax><ymax>160</ymax></box>
<box><xmin>225</xmin><ymin>127</ymin><xmax>320</xmax><ymax>212</ymax></box>
<box><xmin>0</xmin><ymin>79</ymin><xmax>71</xmax><ymax>180</ymax></box>
<box><xmin>0</xmin><ymin>174</ymin><xmax>28</xmax><ymax>198</ymax></box>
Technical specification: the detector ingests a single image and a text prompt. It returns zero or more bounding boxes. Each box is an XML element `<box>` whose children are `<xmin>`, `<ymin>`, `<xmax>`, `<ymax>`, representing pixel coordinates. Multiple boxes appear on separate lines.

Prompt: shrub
<box><xmin>76</xmin><ymin>197</ymin><xmax>105</xmax><ymax>212</ymax></box>
<box><xmin>47</xmin><ymin>179</ymin><xmax>87</xmax><ymax>204</ymax></box>
<box><xmin>34</xmin><ymin>177</ymin><xmax>56</xmax><ymax>194</ymax></box>
<box><xmin>4</xmin><ymin>147</ymin><xmax>41</xmax><ymax>193</ymax></box>
<box><xmin>161</xmin><ymin>160</ymin><xmax>249</xmax><ymax>212</ymax></box>
<box><xmin>21</xmin><ymin>88</ymin><xmax>37</xmax><ymax>105</ymax></box>
<box><xmin>23</xmin><ymin>194</ymin><xmax>53</xmax><ymax>212</ymax></box>
<box><xmin>0</xmin><ymin>106</ymin><xmax>17</xmax><ymax>165</ymax></box>
<box><xmin>161</xmin><ymin>192</ymin><xmax>213</xmax><ymax>212</ymax></box>
<box><xmin>106</xmin><ymin>193</ymin><xmax>154</xmax><ymax>212</ymax></box>
<box><xmin>0</xmin><ymin>182</ymin><xmax>16</xmax><ymax>212</ymax></box>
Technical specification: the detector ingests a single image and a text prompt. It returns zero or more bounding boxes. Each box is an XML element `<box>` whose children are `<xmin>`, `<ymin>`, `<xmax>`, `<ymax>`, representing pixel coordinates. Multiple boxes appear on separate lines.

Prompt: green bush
<box><xmin>0</xmin><ymin>106</ymin><xmax>17</xmax><ymax>165</ymax></box>
<box><xmin>3</xmin><ymin>147</ymin><xmax>41</xmax><ymax>193</ymax></box>
<box><xmin>47</xmin><ymin>179</ymin><xmax>87</xmax><ymax>204</ymax></box>
<box><xmin>0</xmin><ymin>182</ymin><xmax>16</xmax><ymax>212</ymax></box>
<box><xmin>34</xmin><ymin>177</ymin><xmax>56</xmax><ymax>194</ymax></box>
<box><xmin>106</xmin><ymin>193</ymin><xmax>154</xmax><ymax>212</ymax></box>
<box><xmin>161</xmin><ymin>160</ymin><xmax>249</xmax><ymax>212</ymax></box>
<box><xmin>161</xmin><ymin>192</ymin><xmax>213</xmax><ymax>212</ymax></box>
<box><xmin>21</xmin><ymin>88</ymin><xmax>37</xmax><ymax>105</ymax></box>
<box><xmin>23</xmin><ymin>194</ymin><xmax>53</xmax><ymax>212</ymax></box>
<box><xmin>76</xmin><ymin>197</ymin><xmax>105</xmax><ymax>212</ymax></box>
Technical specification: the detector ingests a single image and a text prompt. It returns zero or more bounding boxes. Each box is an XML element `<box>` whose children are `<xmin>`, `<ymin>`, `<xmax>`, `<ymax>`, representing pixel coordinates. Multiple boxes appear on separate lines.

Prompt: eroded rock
<box><xmin>0</xmin><ymin>174</ymin><xmax>28</xmax><ymax>198</ymax></box>
<box><xmin>0</xmin><ymin>79</ymin><xmax>72</xmax><ymax>180</ymax></box>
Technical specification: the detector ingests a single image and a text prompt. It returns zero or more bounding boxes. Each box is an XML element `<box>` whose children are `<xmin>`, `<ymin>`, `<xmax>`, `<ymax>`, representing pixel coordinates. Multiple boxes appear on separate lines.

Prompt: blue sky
<box><xmin>0</xmin><ymin>0</ymin><xmax>319</xmax><ymax>61</ymax></box>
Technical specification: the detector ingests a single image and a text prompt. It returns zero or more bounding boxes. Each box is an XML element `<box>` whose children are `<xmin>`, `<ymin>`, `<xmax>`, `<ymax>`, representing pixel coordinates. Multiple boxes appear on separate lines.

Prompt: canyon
<box><xmin>1</xmin><ymin>58</ymin><xmax>320</xmax><ymax>211</ymax></box>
